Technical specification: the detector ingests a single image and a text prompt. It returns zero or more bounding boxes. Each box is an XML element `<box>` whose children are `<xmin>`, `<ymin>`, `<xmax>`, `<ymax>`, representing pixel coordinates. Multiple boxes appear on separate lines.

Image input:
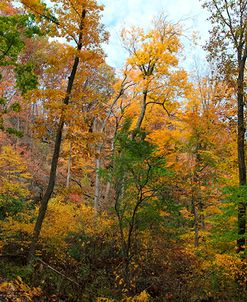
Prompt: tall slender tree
<box><xmin>202</xmin><ymin>0</ymin><xmax>247</xmax><ymax>252</ymax></box>
<box><xmin>20</xmin><ymin>0</ymin><xmax>108</xmax><ymax>260</ymax></box>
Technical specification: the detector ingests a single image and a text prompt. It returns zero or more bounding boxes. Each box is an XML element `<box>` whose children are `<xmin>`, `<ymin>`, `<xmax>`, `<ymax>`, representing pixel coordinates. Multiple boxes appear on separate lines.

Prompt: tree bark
<box><xmin>191</xmin><ymin>192</ymin><xmax>199</xmax><ymax>248</ymax></box>
<box><xmin>28</xmin><ymin>119</ymin><xmax>65</xmax><ymax>260</ymax></box>
<box><xmin>237</xmin><ymin>54</ymin><xmax>246</xmax><ymax>252</ymax></box>
<box><xmin>203</xmin><ymin>0</ymin><xmax>247</xmax><ymax>252</ymax></box>
<box><xmin>94</xmin><ymin>156</ymin><xmax>101</xmax><ymax>211</ymax></box>
<box><xmin>131</xmin><ymin>90</ymin><xmax>148</xmax><ymax>139</ymax></box>
<box><xmin>66</xmin><ymin>143</ymin><xmax>72</xmax><ymax>188</ymax></box>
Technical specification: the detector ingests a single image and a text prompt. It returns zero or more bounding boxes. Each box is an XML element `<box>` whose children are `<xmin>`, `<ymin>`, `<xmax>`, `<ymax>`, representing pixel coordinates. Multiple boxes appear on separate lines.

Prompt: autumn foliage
<box><xmin>0</xmin><ymin>0</ymin><xmax>246</xmax><ymax>301</ymax></box>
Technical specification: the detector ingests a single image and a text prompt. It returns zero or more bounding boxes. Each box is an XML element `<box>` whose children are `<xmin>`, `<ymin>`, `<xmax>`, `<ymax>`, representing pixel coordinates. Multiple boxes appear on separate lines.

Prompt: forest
<box><xmin>0</xmin><ymin>0</ymin><xmax>246</xmax><ymax>301</ymax></box>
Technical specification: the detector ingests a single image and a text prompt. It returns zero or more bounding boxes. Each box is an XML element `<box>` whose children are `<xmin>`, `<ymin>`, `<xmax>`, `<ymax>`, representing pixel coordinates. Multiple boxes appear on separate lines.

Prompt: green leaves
<box><xmin>0</xmin><ymin>15</ymin><xmax>41</xmax><ymax>66</ymax></box>
<box><xmin>0</xmin><ymin>196</ymin><xmax>25</xmax><ymax>220</ymax></box>
<box><xmin>14</xmin><ymin>63</ymin><xmax>38</xmax><ymax>94</ymax></box>
<box><xmin>0</xmin><ymin>14</ymin><xmax>40</xmax><ymax>65</ymax></box>
<box><xmin>0</xmin><ymin>13</ymin><xmax>40</xmax><ymax>137</ymax></box>
<box><xmin>10</xmin><ymin>102</ymin><xmax>21</xmax><ymax>113</ymax></box>
<box><xmin>112</xmin><ymin>123</ymin><xmax>166</xmax><ymax>189</ymax></box>
<box><xmin>0</xmin><ymin>14</ymin><xmax>40</xmax><ymax>94</ymax></box>
<box><xmin>223</xmin><ymin>185</ymin><xmax>247</xmax><ymax>205</ymax></box>
<box><xmin>0</xmin><ymin>15</ymin><xmax>25</xmax><ymax>65</ymax></box>
<box><xmin>6</xmin><ymin>127</ymin><xmax>24</xmax><ymax>138</ymax></box>
<box><xmin>0</xmin><ymin>97</ymin><xmax>7</xmax><ymax>106</ymax></box>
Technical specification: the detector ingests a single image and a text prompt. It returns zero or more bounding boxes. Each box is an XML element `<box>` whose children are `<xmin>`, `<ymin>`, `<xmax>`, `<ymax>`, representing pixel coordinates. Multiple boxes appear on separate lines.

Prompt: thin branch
<box><xmin>22</xmin><ymin>2</ymin><xmax>59</xmax><ymax>25</ymax></box>
<box><xmin>146</xmin><ymin>100</ymin><xmax>173</xmax><ymax>117</ymax></box>
<box><xmin>36</xmin><ymin>258</ymin><xmax>80</xmax><ymax>286</ymax></box>
<box><xmin>212</xmin><ymin>0</ymin><xmax>238</xmax><ymax>47</ymax></box>
<box><xmin>67</xmin><ymin>0</ymin><xmax>81</xmax><ymax>18</ymax></box>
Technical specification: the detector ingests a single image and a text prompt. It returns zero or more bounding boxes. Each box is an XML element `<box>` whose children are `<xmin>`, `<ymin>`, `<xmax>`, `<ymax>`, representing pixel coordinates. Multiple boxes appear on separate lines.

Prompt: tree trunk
<box><xmin>94</xmin><ymin>156</ymin><xmax>101</xmax><ymax>211</ymax></box>
<box><xmin>104</xmin><ymin>133</ymin><xmax>117</xmax><ymax>205</ymax></box>
<box><xmin>104</xmin><ymin>181</ymin><xmax>111</xmax><ymax>204</ymax></box>
<box><xmin>131</xmin><ymin>90</ymin><xmax>148</xmax><ymax>139</ymax></box>
<box><xmin>191</xmin><ymin>194</ymin><xmax>199</xmax><ymax>248</ymax></box>
<box><xmin>66</xmin><ymin>143</ymin><xmax>72</xmax><ymax>188</ymax></box>
<box><xmin>237</xmin><ymin>56</ymin><xmax>246</xmax><ymax>252</ymax></box>
<box><xmin>93</xmin><ymin>90</ymin><xmax>124</xmax><ymax>211</ymax></box>
<box><xmin>28</xmin><ymin>119</ymin><xmax>64</xmax><ymax>260</ymax></box>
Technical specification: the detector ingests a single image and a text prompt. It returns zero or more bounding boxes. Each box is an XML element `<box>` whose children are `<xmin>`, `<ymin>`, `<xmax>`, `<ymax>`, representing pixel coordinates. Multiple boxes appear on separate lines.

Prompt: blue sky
<box><xmin>101</xmin><ymin>0</ymin><xmax>210</xmax><ymax>73</ymax></box>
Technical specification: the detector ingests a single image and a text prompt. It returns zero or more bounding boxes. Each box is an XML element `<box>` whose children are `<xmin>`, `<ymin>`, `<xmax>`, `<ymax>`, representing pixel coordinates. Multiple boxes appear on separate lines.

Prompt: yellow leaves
<box><xmin>148</xmin><ymin>124</ymin><xmax>182</xmax><ymax>159</ymax></box>
<box><xmin>50</xmin><ymin>0</ymin><xmax>107</xmax><ymax>45</ymax></box>
<box><xmin>40</xmin><ymin>197</ymin><xmax>85</xmax><ymax>240</ymax></box>
<box><xmin>31</xmin><ymin>89</ymin><xmax>66</xmax><ymax>105</ymax></box>
<box><xmin>133</xmin><ymin>291</ymin><xmax>150</xmax><ymax>302</ymax></box>
<box><xmin>124</xmin><ymin>291</ymin><xmax>150</xmax><ymax>302</ymax></box>
<box><xmin>77</xmin><ymin>49</ymin><xmax>104</xmax><ymax>65</ymax></box>
<box><xmin>0</xmin><ymin>145</ymin><xmax>31</xmax><ymax>199</ymax></box>
<box><xmin>0</xmin><ymin>0</ymin><xmax>16</xmax><ymax>15</ymax></box>
<box><xmin>0</xmin><ymin>281</ymin><xmax>10</xmax><ymax>291</ymax></box>
<box><xmin>0</xmin><ymin>210</ymin><xmax>35</xmax><ymax>237</ymax></box>
<box><xmin>159</xmin><ymin>210</ymin><xmax>170</xmax><ymax>217</ymax></box>
<box><xmin>0</xmin><ymin>146</ymin><xmax>29</xmax><ymax>175</ymax></box>
<box><xmin>0</xmin><ymin>180</ymin><xmax>29</xmax><ymax>199</ymax></box>
<box><xmin>197</xmin><ymin>150</ymin><xmax>220</xmax><ymax>167</ymax></box>
<box><xmin>0</xmin><ymin>197</ymin><xmax>115</xmax><ymax>261</ymax></box>
<box><xmin>38</xmin><ymin>42</ymin><xmax>76</xmax><ymax>74</ymax></box>
<box><xmin>205</xmin><ymin>205</ymin><xmax>223</xmax><ymax>215</ymax></box>
<box><xmin>0</xmin><ymin>276</ymin><xmax>41</xmax><ymax>302</ymax></box>
<box><xmin>168</xmin><ymin>69</ymin><xmax>188</xmax><ymax>89</ymax></box>
<box><xmin>122</xmin><ymin>18</ymin><xmax>183</xmax><ymax>84</ymax></box>
<box><xmin>214</xmin><ymin>254</ymin><xmax>246</xmax><ymax>280</ymax></box>
<box><xmin>96</xmin><ymin>298</ymin><xmax>115</xmax><ymax>302</ymax></box>
<box><xmin>180</xmin><ymin>208</ymin><xmax>193</xmax><ymax>219</ymax></box>
<box><xmin>0</xmin><ymin>196</ymin><xmax>114</xmax><ymax>253</ymax></box>
<box><xmin>21</xmin><ymin>0</ymin><xmax>46</xmax><ymax>16</ymax></box>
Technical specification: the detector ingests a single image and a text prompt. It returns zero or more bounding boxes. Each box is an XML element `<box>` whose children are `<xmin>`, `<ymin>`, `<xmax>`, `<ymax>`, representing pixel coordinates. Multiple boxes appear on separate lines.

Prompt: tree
<box><xmin>108</xmin><ymin>120</ymin><xmax>168</xmax><ymax>288</ymax></box>
<box><xmin>179</xmin><ymin>78</ymin><xmax>235</xmax><ymax>248</ymax></box>
<box><xmin>107</xmin><ymin>17</ymin><xmax>189</xmax><ymax>230</ymax></box>
<box><xmin>121</xmin><ymin>16</ymin><xmax>188</xmax><ymax>136</ymax></box>
<box><xmin>202</xmin><ymin>0</ymin><xmax>247</xmax><ymax>252</ymax></box>
<box><xmin>20</xmin><ymin>0</ymin><xmax>108</xmax><ymax>260</ymax></box>
<box><xmin>92</xmin><ymin>73</ymin><xmax>134</xmax><ymax>211</ymax></box>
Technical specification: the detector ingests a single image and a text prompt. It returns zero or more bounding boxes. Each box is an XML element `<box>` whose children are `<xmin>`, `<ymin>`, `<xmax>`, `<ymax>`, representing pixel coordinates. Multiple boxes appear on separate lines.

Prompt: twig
<box><xmin>36</xmin><ymin>258</ymin><xmax>80</xmax><ymax>287</ymax></box>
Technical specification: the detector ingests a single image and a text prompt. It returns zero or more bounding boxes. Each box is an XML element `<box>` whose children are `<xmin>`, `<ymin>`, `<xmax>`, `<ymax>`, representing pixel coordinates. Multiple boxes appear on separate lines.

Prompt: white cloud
<box><xmin>100</xmin><ymin>0</ymin><xmax>210</xmax><ymax>73</ymax></box>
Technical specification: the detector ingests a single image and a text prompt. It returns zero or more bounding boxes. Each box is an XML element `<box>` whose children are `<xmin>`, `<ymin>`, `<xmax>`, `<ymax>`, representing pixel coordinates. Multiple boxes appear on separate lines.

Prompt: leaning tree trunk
<box><xmin>28</xmin><ymin>9</ymin><xmax>86</xmax><ymax>262</ymax></box>
<box><xmin>28</xmin><ymin>119</ymin><xmax>65</xmax><ymax>261</ymax></box>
